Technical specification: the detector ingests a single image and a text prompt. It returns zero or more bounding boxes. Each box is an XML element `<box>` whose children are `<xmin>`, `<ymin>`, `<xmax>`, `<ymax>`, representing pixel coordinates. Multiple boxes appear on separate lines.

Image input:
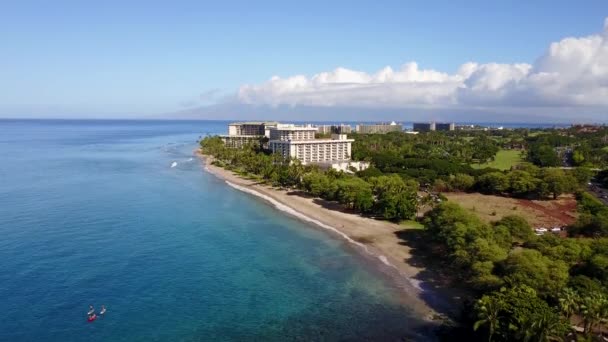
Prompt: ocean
<box><xmin>0</xmin><ymin>119</ymin><xmax>434</xmax><ymax>341</ymax></box>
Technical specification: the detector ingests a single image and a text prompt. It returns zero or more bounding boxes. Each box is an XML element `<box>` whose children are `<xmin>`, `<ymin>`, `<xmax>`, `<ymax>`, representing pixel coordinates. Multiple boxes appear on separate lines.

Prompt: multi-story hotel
<box><xmin>435</xmin><ymin>122</ymin><xmax>455</xmax><ymax>131</ymax></box>
<box><xmin>355</xmin><ymin>122</ymin><xmax>401</xmax><ymax>134</ymax></box>
<box><xmin>316</xmin><ymin>124</ymin><xmax>352</xmax><ymax>135</ymax></box>
<box><xmin>227</xmin><ymin>121</ymin><xmax>277</xmax><ymax>136</ymax></box>
<box><xmin>220</xmin><ymin>121</ymin><xmax>277</xmax><ymax>148</ymax></box>
<box><xmin>412</xmin><ymin>122</ymin><xmax>455</xmax><ymax>132</ymax></box>
<box><xmin>268</xmin><ymin>124</ymin><xmax>354</xmax><ymax>164</ymax></box>
<box><xmin>413</xmin><ymin>122</ymin><xmax>435</xmax><ymax>132</ymax></box>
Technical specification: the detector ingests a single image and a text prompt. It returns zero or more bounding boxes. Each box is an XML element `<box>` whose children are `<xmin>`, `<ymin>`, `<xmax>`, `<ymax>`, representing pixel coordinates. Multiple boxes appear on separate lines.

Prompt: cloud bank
<box><xmin>237</xmin><ymin>18</ymin><xmax>608</xmax><ymax>114</ymax></box>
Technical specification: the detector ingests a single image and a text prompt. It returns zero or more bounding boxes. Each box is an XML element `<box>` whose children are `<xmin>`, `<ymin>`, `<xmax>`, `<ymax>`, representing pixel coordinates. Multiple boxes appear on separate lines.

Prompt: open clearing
<box><xmin>471</xmin><ymin>149</ymin><xmax>523</xmax><ymax>170</ymax></box>
<box><xmin>444</xmin><ymin>192</ymin><xmax>577</xmax><ymax>227</ymax></box>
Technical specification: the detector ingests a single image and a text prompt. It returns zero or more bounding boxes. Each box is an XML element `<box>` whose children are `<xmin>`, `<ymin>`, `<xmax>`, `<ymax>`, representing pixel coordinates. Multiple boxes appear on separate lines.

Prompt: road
<box><xmin>588</xmin><ymin>182</ymin><xmax>608</xmax><ymax>205</ymax></box>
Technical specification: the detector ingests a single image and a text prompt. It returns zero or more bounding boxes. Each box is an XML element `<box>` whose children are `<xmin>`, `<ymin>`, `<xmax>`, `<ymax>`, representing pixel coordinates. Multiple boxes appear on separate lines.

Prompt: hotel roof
<box><xmin>228</xmin><ymin>121</ymin><xmax>278</xmax><ymax>125</ymax></box>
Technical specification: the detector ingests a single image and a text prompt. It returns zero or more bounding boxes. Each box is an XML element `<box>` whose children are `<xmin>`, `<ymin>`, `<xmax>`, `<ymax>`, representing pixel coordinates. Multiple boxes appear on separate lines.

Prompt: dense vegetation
<box><xmin>424</xmin><ymin>201</ymin><xmax>608</xmax><ymax>340</ymax></box>
<box><xmin>200</xmin><ymin>136</ymin><xmax>419</xmax><ymax>221</ymax></box>
<box><xmin>201</xmin><ymin>126</ymin><xmax>608</xmax><ymax>340</ymax></box>
<box><xmin>352</xmin><ymin>130</ymin><xmax>593</xmax><ymax>200</ymax></box>
<box><xmin>569</xmin><ymin>192</ymin><xmax>608</xmax><ymax>238</ymax></box>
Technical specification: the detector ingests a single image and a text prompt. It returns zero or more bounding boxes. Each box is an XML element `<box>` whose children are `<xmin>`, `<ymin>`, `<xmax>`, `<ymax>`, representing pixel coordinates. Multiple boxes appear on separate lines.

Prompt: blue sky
<box><xmin>1</xmin><ymin>1</ymin><xmax>607</xmax><ymax>121</ymax></box>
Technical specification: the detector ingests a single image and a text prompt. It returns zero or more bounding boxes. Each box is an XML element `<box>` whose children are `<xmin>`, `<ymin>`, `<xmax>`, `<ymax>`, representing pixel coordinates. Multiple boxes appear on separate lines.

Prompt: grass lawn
<box><xmin>472</xmin><ymin>149</ymin><xmax>523</xmax><ymax>170</ymax></box>
<box><xmin>399</xmin><ymin>220</ymin><xmax>425</xmax><ymax>229</ymax></box>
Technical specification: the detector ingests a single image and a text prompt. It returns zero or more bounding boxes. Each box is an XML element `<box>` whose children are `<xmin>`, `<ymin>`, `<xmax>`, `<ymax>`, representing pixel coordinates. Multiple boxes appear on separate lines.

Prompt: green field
<box><xmin>472</xmin><ymin>149</ymin><xmax>524</xmax><ymax>170</ymax></box>
<box><xmin>399</xmin><ymin>220</ymin><xmax>425</xmax><ymax>229</ymax></box>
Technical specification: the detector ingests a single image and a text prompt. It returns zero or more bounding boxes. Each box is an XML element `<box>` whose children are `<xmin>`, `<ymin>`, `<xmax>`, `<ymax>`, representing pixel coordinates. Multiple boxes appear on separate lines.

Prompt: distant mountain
<box><xmin>167</xmin><ymin>102</ymin><xmax>593</xmax><ymax>124</ymax></box>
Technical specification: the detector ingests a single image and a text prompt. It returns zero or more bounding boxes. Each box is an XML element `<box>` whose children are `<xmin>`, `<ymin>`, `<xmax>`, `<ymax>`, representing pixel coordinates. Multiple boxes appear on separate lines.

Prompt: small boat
<box><xmin>88</xmin><ymin>314</ymin><xmax>97</xmax><ymax>322</ymax></box>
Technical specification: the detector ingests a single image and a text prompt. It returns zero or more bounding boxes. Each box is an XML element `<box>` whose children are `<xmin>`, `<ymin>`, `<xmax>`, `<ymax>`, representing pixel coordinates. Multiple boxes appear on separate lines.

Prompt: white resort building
<box><xmin>355</xmin><ymin>121</ymin><xmax>401</xmax><ymax>134</ymax></box>
<box><xmin>220</xmin><ymin>122</ymin><xmax>368</xmax><ymax>172</ymax></box>
<box><xmin>268</xmin><ymin>124</ymin><xmax>367</xmax><ymax>169</ymax></box>
<box><xmin>220</xmin><ymin>121</ymin><xmax>277</xmax><ymax>148</ymax></box>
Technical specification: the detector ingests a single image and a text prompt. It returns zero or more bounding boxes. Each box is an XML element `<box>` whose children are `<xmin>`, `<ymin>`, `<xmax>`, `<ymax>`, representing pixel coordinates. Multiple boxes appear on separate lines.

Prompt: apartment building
<box><xmin>413</xmin><ymin>122</ymin><xmax>435</xmax><ymax>132</ymax></box>
<box><xmin>413</xmin><ymin>122</ymin><xmax>455</xmax><ymax>132</ymax></box>
<box><xmin>227</xmin><ymin>121</ymin><xmax>277</xmax><ymax>136</ymax></box>
<box><xmin>268</xmin><ymin>124</ymin><xmax>354</xmax><ymax>164</ymax></box>
<box><xmin>355</xmin><ymin>121</ymin><xmax>401</xmax><ymax>134</ymax></box>
<box><xmin>221</xmin><ymin>121</ymin><xmax>277</xmax><ymax>148</ymax></box>
<box><xmin>316</xmin><ymin>124</ymin><xmax>352</xmax><ymax>135</ymax></box>
<box><xmin>435</xmin><ymin>122</ymin><xmax>455</xmax><ymax>131</ymax></box>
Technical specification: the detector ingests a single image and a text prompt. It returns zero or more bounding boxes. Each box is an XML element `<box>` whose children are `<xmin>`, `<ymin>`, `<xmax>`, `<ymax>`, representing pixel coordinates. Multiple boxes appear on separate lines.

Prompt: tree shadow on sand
<box><xmin>394</xmin><ymin>228</ymin><xmax>470</xmax><ymax>320</ymax></box>
<box><xmin>284</xmin><ymin>190</ymin><xmax>361</xmax><ymax>216</ymax></box>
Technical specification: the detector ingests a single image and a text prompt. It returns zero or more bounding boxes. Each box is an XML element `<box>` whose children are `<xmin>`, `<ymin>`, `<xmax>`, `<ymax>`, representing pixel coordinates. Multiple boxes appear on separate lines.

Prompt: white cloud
<box><xmin>237</xmin><ymin>18</ymin><xmax>608</xmax><ymax>112</ymax></box>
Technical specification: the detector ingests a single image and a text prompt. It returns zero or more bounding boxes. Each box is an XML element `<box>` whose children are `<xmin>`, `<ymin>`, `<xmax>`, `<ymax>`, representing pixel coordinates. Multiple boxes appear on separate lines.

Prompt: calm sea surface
<box><xmin>0</xmin><ymin>119</ymin><xmax>434</xmax><ymax>341</ymax></box>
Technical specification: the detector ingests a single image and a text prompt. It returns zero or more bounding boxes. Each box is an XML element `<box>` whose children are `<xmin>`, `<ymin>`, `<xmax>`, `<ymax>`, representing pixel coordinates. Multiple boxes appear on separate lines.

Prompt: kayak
<box><xmin>88</xmin><ymin>314</ymin><xmax>97</xmax><ymax>322</ymax></box>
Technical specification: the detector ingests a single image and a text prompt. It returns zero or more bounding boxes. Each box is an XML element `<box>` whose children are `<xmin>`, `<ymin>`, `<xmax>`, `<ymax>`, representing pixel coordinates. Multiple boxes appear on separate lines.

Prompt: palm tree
<box><xmin>529</xmin><ymin>310</ymin><xmax>567</xmax><ymax>342</ymax></box>
<box><xmin>474</xmin><ymin>296</ymin><xmax>502</xmax><ymax>342</ymax></box>
<box><xmin>580</xmin><ymin>291</ymin><xmax>607</xmax><ymax>336</ymax></box>
<box><xmin>558</xmin><ymin>288</ymin><xmax>580</xmax><ymax>323</ymax></box>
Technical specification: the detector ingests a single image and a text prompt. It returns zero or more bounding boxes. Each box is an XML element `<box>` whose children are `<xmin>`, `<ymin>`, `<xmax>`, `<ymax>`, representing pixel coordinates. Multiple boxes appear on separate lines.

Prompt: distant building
<box><xmin>435</xmin><ymin>122</ymin><xmax>455</xmax><ymax>131</ymax></box>
<box><xmin>315</xmin><ymin>160</ymin><xmax>370</xmax><ymax>173</ymax></box>
<box><xmin>332</xmin><ymin>124</ymin><xmax>352</xmax><ymax>134</ymax></box>
<box><xmin>221</xmin><ymin>121</ymin><xmax>277</xmax><ymax>148</ymax></box>
<box><xmin>316</xmin><ymin>125</ymin><xmax>333</xmax><ymax>135</ymax></box>
<box><xmin>227</xmin><ymin>121</ymin><xmax>277</xmax><ymax>136</ymax></box>
<box><xmin>269</xmin><ymin>124</ymin><xmax>354</xmax><ymax>164</ymax></box>
<box><xmin>413</xmin><ymin>122</ymin><xmax>454</xmax><ymax>132</ymax></box>
<box><xmin>355</xmin><ymin>121</ymin><xmax>401</xmax><ymax>134</ymax></box>
<box><xmin>572</xmin><ymin>124</ymin><xmax>605</xmax><ymax>133</ymax></box>
<box><xmin>315</xmin><ymin>124</ymin><xmax>352</xmax><ymax>135</ymax></box>
<box><xmin>413</xmin><ymin>122</ymin><xmax>435</xmax><ymax>132</ymax></box>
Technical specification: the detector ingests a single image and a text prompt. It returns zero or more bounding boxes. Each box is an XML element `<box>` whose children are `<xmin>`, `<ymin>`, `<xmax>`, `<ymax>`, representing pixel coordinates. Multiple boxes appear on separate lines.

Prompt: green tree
<box><xmin>423</xmin><ymin>202</ymin><xmax>502</xmax><ymax>268</ymax></box>
<box><xmin>474</xmin><ymin>285</ymin><xmax>567</xmax><ymax>341</ymax></box>
<box><xmin>476</xmin><ymin>172</ymin><xmax>509</xmax><ymax>194</ymax></box>
<box><xmin>527</xmin><ymin>143</ymin><xmax>560</xmax><ymax>167</ymax></box>
<box><xmin>474</xmin><ymin>295</ymin><xmax>503</xmax><ymax>342</ymax></box>
<box><xmin>501</xmin><ymin>249</ymin><xmax>569</xmax><ymax>296</ymax></box>
<box><xmin>471</xmin><ymin>136</ymin><xmax>500</xmax><ymax>163</ymax></box>
<box><xmin>494</xmin><ymin>215</ymin><xmax>533</xmax><ymax>242</ymax></box>
<box><xmin>335</xmin><ymin>177</ymin><xmax>374</xmax><ymax>212</ymax></box>
<box><xmin>572</xmin><ymin>149</ymin><xmax>585</xmax><ymax>166</ymax></box>
<box><xmin>301</xmin><ymin>171</ymin><xmax>331</xmax><ymax>197</ymax></box>
<box><xmin>579</xmin><ymin>291</ymin><xmax>608</xmax><ymax>335</ymax></box>
<box><xmin>507</xmin><ymin>170</ymin><xmax>538</xmax><ymax>197</ymax></box>
<box><xmin>370</xmin><ymin>174</ymin><xmax>418</xmax><ymax>221</ymax></box>
<box><xmin>450</xmin><ymin>173</ymin><xmax>475</xmax><ymax>191</ymax></box>
<box><xmin>538</xmin><ymin>168</ymin><xmax>575</xmax><ymax>199</ymax></box>
<box><xmin>558</xmin><ymin>288</ymin><xmax>579</xmax><ymax>323</ymax></box>
<box><xmin>571</xmin><ymin>167</ymin><xmax>593</xmax><ymax>185</ymax></box>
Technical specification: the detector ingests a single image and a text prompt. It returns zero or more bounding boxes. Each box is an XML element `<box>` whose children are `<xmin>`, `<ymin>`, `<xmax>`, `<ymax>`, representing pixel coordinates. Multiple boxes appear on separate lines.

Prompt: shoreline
<box><xmin>196</xmin><ymin>151</ymin><xmax>460</xmax><ymax>322</ymax></box>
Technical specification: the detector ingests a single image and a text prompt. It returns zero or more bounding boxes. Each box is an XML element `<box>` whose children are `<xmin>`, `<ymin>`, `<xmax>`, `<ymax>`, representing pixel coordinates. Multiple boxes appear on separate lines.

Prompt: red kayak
<box><xmin>87</xmin><ymin>314</ymin><xmax>97</xmax><ymax>322</ymax></box>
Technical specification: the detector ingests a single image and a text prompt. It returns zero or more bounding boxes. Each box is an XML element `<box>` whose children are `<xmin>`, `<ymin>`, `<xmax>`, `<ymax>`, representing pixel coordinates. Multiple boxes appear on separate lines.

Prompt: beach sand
<box><xmin>197</xmin><ymin>152</ymin><xmax>462</xmax><ymax>321</ymax></box>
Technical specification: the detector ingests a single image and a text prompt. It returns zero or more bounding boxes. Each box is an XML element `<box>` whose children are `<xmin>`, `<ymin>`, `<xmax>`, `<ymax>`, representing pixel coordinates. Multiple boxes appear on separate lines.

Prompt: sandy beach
<box><xmin>197</xmin><ymin>152</ymin><xmax>461</xmax><ymax>321</ymax></box>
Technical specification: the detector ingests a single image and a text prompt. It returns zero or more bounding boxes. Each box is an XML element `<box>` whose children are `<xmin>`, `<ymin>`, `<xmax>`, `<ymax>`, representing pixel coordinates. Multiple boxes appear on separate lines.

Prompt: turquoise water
<box><xmin>0</xmin><ymin>120</ymin><xmax>433</xmax><ymax>341</ymax></box>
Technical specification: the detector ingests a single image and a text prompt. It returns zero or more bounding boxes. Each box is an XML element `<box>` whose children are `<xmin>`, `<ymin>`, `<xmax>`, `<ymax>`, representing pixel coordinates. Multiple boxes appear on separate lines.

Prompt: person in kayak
<box><xmin>100</xmin><ymin>305</ymin><xmax>106</xmax><ymax>315</ymax></box>
<box><xmin>87</xmin><ymin>305</ymin><xmax>97</xmax><ymax>322</ymax></box>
